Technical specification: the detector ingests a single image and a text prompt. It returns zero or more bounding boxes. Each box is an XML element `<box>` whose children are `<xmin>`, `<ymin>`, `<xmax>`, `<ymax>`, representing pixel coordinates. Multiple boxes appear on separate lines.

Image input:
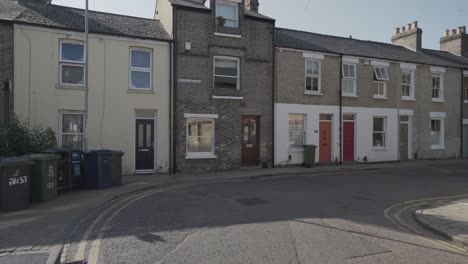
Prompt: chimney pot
<box><xmin>395</xmin><ymin>28</ymin><xmax>400</xmax><ymax>34</ymax></box>
<box><xmin>408</xmin><ymin>23</ymin><xmax>413</xmax><ymax>30</ymax></box>
<box><xmin>445</xmin><ymin>29</ymin><xmax>450</xmax><ymax>37</ymax></box>
<box><xmin>452</xmin><ymin>29</ymin><xmax>458</xmax><ymax>35</ymax></box>
<box><xmin>401</xmin><ymin>26</ymin><xmax>406</xmax><ymax>32</ymax></box>
<box><xmin>413</xmin><ymin>21</ymin><xmax>418</xmax><ymax>29</ymax></box>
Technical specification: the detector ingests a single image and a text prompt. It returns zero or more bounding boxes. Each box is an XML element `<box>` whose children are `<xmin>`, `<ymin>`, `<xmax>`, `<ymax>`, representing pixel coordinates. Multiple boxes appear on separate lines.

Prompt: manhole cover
<box><xmin>235</xmin><ymin>197</ymin><xmax>271</xmax><ymax>206</ymax></box>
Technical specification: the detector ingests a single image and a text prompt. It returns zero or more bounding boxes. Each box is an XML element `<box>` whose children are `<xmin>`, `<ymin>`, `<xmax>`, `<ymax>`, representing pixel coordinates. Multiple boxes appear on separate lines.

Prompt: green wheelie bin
<box><xmin>303</xmin><ymin>145</ymin><xmax>317</xmax><ymax>168</ymax></box>
<box><xmin>27</xmin><ymin>154</ymin><xmax>60</xmax><ymax>202</ymax></box>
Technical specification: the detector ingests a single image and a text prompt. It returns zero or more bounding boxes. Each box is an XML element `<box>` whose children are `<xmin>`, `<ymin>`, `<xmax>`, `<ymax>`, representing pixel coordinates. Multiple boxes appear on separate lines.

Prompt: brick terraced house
<box><xmin>156</xmin><ymin>0</ymin><xmax>275</xmax><ymax>172</ymax></box>
<box><xmin>274</xmin><ymin>22</ymin><xmax>468</xmax><ymax>166</ymax></box>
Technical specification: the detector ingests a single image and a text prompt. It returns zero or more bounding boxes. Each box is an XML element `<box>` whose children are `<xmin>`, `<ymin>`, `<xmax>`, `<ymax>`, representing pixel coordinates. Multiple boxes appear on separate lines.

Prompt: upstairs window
<box><xmin>305</xmin><ymin>60</ymin><xmax>321</xmax><ymax>94</ymax></box>
<box><xmin>402</xmin><ymin>71</ymin><xmax>415</xmax><ymax>99</ymax></box>
<box><xmin>213</xmin><ymin>56</ymin><xmax>240</xmax><ymax>96</ymax></box>
<box><xmin>373</xmin><ymin>67</ymin><xmax>389</xmax><ymax>81</ymax></box>
<box><xmin>342</xmin><ymin>63</ymin><xmax>357</xmax><ymax>96</ymax></box>
<box><xmin>432</xmin><ymin>74</ymin><xmax>444</xmax><ymax>101</ymax></box>
<box><xmin>60</xmin><ymin>41</ymin><xmax>85</xmax><ymax>86</ymax></box>
<box><xmin>216</xmin><ymin>1</ymin><xmax>239</xmax><ymax>28</ymax></box>
<box><xmin>373</xmin><ymin>67</ymin><xmax>388</xmax><ymax>99</ymax></box>
<box><xmin>130</xmin><ymin>48</ymin><xmax>152</xmax><ymax>90</ymax></box>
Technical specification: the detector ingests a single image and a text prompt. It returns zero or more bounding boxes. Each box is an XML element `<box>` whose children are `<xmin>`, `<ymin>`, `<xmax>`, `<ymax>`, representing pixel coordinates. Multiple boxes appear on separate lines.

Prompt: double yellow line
<box><xmin>384</xmin><ymin>194</ymin><xmax>468</xmax><ymax>254</ymax></box>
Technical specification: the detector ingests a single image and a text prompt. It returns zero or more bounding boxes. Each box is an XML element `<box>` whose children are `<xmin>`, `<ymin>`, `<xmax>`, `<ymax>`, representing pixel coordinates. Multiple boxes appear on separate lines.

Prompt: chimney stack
<box><xmin>440</xmin><ymin>26</ymin><xmax>468</xmax><ymax>58</ymax></box>
<box><xmin>391</xmin><ymin>21</ymin><xmax>423</xmax><ymax>51</ymax></box>
<box><xmin>245</xmin><ymin>0</ymin><xmax>259</xmax><ymax>12</ymax></box>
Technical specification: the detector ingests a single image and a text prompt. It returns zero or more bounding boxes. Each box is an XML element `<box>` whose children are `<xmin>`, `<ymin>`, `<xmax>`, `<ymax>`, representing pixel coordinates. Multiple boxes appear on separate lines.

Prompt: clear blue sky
<box><xmin>53</xmin><ymin>0</ymin><xmax>467</xmax><ymax>50</ymax></box>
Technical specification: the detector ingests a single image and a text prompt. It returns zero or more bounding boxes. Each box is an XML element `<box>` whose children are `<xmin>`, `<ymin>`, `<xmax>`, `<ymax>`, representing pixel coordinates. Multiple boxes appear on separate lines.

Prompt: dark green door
<box><xmin>400</xmin><ymin>119</ymin><xmax>409</xmax><ymax>161</ymax></box>
<box><xmin>464</xmin><ymin>125</ymin><xmax>468</xmax><ymax>158</ymax></box>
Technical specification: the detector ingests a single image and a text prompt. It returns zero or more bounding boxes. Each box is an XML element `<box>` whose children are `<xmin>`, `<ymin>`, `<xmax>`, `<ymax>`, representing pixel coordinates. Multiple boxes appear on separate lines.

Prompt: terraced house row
<box><xmin>1</xmin><ymin>0</ymin><xmax>467</xmax><ymax>174</ymax></box>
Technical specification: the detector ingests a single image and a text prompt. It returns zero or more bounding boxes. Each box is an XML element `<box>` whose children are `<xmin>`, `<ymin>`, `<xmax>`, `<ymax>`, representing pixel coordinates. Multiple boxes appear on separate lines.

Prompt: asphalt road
<box><xmin>68</xmin><ymin>163</ymin><xmax>468</xmax><ymax>264</ymax></box>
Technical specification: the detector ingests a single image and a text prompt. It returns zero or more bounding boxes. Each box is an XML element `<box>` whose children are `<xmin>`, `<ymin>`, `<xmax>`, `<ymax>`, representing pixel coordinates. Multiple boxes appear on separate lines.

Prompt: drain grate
<box><xmin>235</xmin><ymin>197</ymin><xmax>271</xmax><ymax>206</ymax></box>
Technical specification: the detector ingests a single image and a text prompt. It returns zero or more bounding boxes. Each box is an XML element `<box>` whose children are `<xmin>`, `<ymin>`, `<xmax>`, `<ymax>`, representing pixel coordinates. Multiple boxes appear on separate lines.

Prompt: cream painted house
<box><xmin>12</xmin><ymin>1</ymin><xmax>172</xmax><ymax>174</ymax></box>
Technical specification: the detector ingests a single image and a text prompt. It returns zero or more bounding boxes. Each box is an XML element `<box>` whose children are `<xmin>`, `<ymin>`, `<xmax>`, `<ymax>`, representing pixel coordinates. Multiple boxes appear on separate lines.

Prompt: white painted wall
<box><xmin>14</xmin><ymin>25</ymin><xmax>171</xmax><ymax>174</ymax></box>
<box><xmin>275</xmin><ymin>103</ymin><xmax>399</xmax><ymax>165</ymax></box>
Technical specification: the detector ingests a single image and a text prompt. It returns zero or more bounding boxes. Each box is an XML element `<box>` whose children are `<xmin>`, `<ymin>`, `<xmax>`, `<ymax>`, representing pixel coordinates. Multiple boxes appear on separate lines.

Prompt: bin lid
<box><xmin>84</xmin><ymin>150</ymin><xmax>113</xmax><ymax>156</ymax></box>
<box><xmin>26</xmin><ymin>153</ymin><xmax>61</xmax><ymax>161</ymax></box>
<box><xmin>0</xmin><ymin>157</ymin><xmax>34</xmax><ymax>167</ymax></box>
<box><xmin>303</xmin><ymin>145</ymin><xmax>318</xmax><ymax>148</ymax></box>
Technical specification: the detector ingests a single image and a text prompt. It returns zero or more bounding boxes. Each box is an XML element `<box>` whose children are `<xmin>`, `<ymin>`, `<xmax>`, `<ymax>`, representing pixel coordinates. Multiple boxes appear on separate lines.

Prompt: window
<box><xmin>288</xmin><ymin>114</ymin><xmax>306</xmax><ymax>149</ymax></box>
<box><xmin>464</xmin><ymin>76</ymin><xmax>468</xmax><ymax>102</ymax></box>
<box><xmin>60</xmin><ymin>41</ymin><xmax>85</xmax><ymax>86</ymax></box>
<box><xmin>130</xmin><ymin>49</ymin><xmax>152</xmax><ymax>90</ymax></box>
<box><xmin>215</xmin><ymin>1</ymin><xmax>238</xmax><ymax>28</ymax></box>
<box><xmin>432</xmin><ymin>74</ymin><xmax>444</xmax><ymax>101</ymax></box>
<box><xmin>431</xmin><ymin>119</ymin><xmax>444</xmax><ymax>149</ymax></box>
<box><xmin>305</xmin><ymin>60</ymin><xmax>321</xmax><ymax>94</ymax></box>
<box><xmin>186</xmin><ymin>118</ymin><xmax>215</xmax><ymax>157</ymax></box>
<box><xmin>373</xmin><ymin>67</ymin><xmax>389</xmax><ymax>81</ymax></box>
<box><xmin>214</xmin><ymin>56</ymin><xmax>240</xmax><ymax>92</ymax></box>
<box><xmin>374</xmin><ymin>81</ymin><xmax>387</xmax><ymax>98</ymax></box>
<box><xmin>60</xmin><ymin>112</ymin><xmax>84</xmax><ymax>150</ymax></box>
<box><xmin>372</xmin><ymin>117</ymin><xmax>386</xmax><ymax>148</ymax></box>
<box><xmin>402</xmin><ymin>71</ymin><xmax>415</xmax><ymax>99</ymax></box>
<box><xmin>342</xmin><ymin>63</ymin><xmax>357</xmax><ymax>96</ymax></box>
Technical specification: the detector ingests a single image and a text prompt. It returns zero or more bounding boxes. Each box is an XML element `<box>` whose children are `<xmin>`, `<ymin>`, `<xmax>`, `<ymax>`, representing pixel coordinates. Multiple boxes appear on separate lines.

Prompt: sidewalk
<box><xmin>0</xmin><ymin>158</ymin><xmax>466</xmax><ymax>263</ymax></box>
<box><xmin>415</xmin><ymin>199</ymin><xmax>468</xmax><ymax>247</ymax></box>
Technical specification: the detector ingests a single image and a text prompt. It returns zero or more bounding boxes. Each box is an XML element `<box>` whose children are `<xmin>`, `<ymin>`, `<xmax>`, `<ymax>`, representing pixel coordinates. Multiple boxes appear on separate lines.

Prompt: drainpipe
<box><xmin>271</xmin><ymin>24</ymin><xmax>276</xmax><ymax>168</ymax></box>
<box><xmin>339</xmin><ymin>55</ymin><xmax>343</xmax><ymax>164</ymax></box>
<box><xmin>169</xmin><ymin>41</ymin><xmax>174</xmax><ymax>174</ymax></box>
<box><xmin>3</xmin><ymin>80</ymin><xmax>11</xmax><ymax>128</ymax></box>
<box><xmin>461</xmin><ymin>69</ymin><xmax>465</xmax><ymax>159</ymax></box>
<box><xmin>172</xmin><ymin>6</ymin><xmax>178</xmax><ymax>174</ymax></box>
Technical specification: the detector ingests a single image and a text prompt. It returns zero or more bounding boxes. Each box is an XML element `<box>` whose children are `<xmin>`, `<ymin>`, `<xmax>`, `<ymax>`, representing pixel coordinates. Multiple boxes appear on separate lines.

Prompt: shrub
<box><xmin>0</xmin><ymin>116</ymin><xmax>57</xmax><ymax>157</ymax></box>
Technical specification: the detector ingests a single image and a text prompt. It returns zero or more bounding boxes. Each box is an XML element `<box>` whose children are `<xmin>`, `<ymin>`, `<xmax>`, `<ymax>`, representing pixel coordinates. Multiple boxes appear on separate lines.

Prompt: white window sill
<box><xmin>432</xmin><ymin>99</ymin><xmax>446</xmax><ymax>103</ymax></box>
<box><xmin>372</xmin><ymin>95</ymin><xmax>388</xmax><ymax>100</ymax></box>
<box><xmin>304</xmin><ymin>91</ymin><xmax>323</xmax><ymax>96</ymax></box>
<box><xmin>56</xmin><ymin>84</ymin><xmax>85</xmax><ymax>90</ymax></box>
<box><xmin>214</xmin><ymin>32</ymin><xmax>241</xmax><ymax>38</ymax></box>
<box><xmin>371</xmin><ymin>147</ymin><xmax>388</xmax><ymax>151</ymax></box>
<box><xmin>342</xmin><ymin>94</ymin><xmax>358</xmax><ymax>98</ymax></box>
<box><xmin>288</xmin><ymin>148</ymin><xmax>304</xmax><ymax>153</ymax></box>
<box><xmin>212</xmin><ymin>96</ymin><xmax>244</xmax><ymax>100</ymax></box>
<box><xmin>402</xmin><ymin>97</ymin><xmax>416</xmax><ymax>101</ymax></box>
<box><xmin>185</xmin><ymin>154</ymin><xmax>217</xmax><ymax>160</ymax></box>
<box><xmin>128</xmin><ymin>89</ymin><xmax>155</xmax><ymax>94</ymax></box>
<box><xmin>431</xmin><ymin>146</ymin><xmax>446</xmax><ymax>150</ymax></box>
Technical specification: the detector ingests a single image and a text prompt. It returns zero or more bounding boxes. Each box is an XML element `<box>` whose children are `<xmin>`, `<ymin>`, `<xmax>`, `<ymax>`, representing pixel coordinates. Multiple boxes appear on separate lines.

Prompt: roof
<box><xmin>422</xmin><ymin>49</ymin><xmax>468</xmax><ymax>69</ymax></box>
<box><xmin>169</xmin><ymin>0</ymin><xmax>274</xmax><ymax>21</ymax></box>
<box><xmin>0</xmin><ymin>0</ymin><xmax>171</xmax><ymax>41</ymax></box>
<box><xmin>0</xmin><ymin>0</ymin><xmax>25</xmax><ymax>21</ymax></box>
<box><xmin>275</xmin><ymin>27</ymin><xmax>468</xmax><ymax>69</ymax></box>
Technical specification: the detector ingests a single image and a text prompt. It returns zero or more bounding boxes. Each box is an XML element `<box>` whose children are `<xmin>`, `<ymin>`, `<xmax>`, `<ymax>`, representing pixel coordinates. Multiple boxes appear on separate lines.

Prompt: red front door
<box><xmin>319</xmin><ymin>121</ymin><xmax>332</xmax><ymax>163</ymax></box>
<box><xmin>343</xmin><ymin>121</ymin><xmax>355</xmax><ymax>161</ymax></box>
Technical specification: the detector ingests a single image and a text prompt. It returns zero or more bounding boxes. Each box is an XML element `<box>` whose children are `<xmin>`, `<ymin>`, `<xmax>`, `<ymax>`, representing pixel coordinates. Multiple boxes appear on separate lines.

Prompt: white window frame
<box><xmin>430</xmin><ymin>118</ymin><xmax>445</xmax><ymax>150</ymax></box>
<box><xmin>59</xmin><ymin>111</ymin><xmax>85</xmax><ymax>151</ymax></box>
<box><xmin>305</xmin><ymin>59</ymin><xmax>322</xmax><ymax>95</ymax></box>
<box><xmin>59</xmin><ymin>40</ymin><xmax>85</xmax><ymax>87</ymax></box>
<box><xmin>372</xmin><ymin>117</ymin><xmax>386</xmax><ymax>149</ymax></box>
<box><xmin>215</xmin><ymin>1</ymin><xmax>239</xmax><ymax>28</ymax></box>
<box><xmin>373</xmin><ymin>66</ymin><xmax>389</xmax><ymax>81</ymax></box>
<box><xmin>129</xmin><ymin>48</ymin><xmax>153</xmax><ymax>91</ymax></box>
<box><xmin>342</xmin><ymin>63</ymin><xmax>357</xmax><ymax>96</ymax></box>
<box><xmin>401</xmin><ymin>70</ymin><xmax>415</xmax><ymax>100</ymax></box>
<box><xmin>185</xmin><ymin>115</ymin><xmax>218</xmax><ymax>159</ymax></box>
<box><xmin>213</xmin><ymin>56</ymin><xmax>240</xmax><ymax>91</ymax></box>
<box><xmin>288</xmin><ymin>114</ymin><xmax>306</xmax><ymax>150</ymax></box>
<box><xmin>373</xmin><ymin>81</ymin><xmax>387</xmax><ymax>99</ymax></box>
<box><xmin>431</xmin><ymin>73</ymin><xmax>445</xmax><ymax>102</ymax></box>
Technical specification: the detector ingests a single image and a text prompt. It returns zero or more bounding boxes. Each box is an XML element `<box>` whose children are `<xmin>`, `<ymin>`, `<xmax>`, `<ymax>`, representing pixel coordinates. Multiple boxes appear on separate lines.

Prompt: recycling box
<box><xmin>27</xmin><ymin>154</ymin><xmax>60</xmax><ymax>202</ymax></box>
<box><xmin>0</xmin><ymin>158</ymin><xmax>34</xmax><ymax>212</ymax></box>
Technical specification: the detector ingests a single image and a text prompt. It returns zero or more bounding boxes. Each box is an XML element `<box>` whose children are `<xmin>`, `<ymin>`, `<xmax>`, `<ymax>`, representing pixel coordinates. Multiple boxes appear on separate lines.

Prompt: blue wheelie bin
<box><xmin>84</xmin><ymin>150</ymin><xmax>112</xmax><ymax>189</ymax></box>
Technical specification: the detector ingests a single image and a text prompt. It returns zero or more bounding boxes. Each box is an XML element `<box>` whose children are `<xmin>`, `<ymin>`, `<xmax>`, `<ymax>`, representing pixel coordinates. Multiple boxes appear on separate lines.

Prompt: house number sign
<box><xmin>8</xmin><ymin>170</ymin><xmax>28</xmax><ymax>186</ymax></box>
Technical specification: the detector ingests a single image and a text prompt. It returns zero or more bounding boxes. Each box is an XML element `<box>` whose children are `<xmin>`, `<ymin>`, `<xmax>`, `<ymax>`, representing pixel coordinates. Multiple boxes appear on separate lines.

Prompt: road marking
<box><xmin>384</xmin><ymin>194</ymin><xmax>468</xmax><ymax>254</ymax></box>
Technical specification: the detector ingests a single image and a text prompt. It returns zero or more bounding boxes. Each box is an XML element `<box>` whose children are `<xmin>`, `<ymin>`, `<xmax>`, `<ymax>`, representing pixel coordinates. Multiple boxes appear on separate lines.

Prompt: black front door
<box><xmin>135</xmin><ymin>119</ymin><xmax>155</xmax><ymax>171</ymax></box>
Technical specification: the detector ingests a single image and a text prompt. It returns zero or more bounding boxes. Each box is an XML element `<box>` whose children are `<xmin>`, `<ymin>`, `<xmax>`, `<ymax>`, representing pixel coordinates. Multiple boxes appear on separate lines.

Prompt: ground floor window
<box><xmin>288</xmin><ymin>114</ymin><xmax>306</xmax><ymax>149</ymax></box>
<box><xmin>186</xmin><ymin>117</ymin><xmax>215</xmax><ymax>157</ymax></box>
<box><xmin>431</xmin><ymin>119</ymin><xmax>444</xmax><ymax>149</ymax></box>
<box><xmin>372</xmin><ymin>117</ymin><xmax>386</xmax><ymax>148</ymax></box>
<box><xmin>60</xmin><ymin>112</ymin><xmax>84</xmax><ymax>150</ymax></box>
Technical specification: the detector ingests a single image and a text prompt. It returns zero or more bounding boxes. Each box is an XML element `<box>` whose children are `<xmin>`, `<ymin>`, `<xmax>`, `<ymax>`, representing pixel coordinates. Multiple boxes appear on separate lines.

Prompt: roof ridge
<box><xmin>276</xmin><ymin>27</ymin><xmax>405</xmax><ymax>49</ymax></box>
<box><xmin>46</xmin><ymin>3</ymin><xmax>159</xmax><ymax>22</ymax></box>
